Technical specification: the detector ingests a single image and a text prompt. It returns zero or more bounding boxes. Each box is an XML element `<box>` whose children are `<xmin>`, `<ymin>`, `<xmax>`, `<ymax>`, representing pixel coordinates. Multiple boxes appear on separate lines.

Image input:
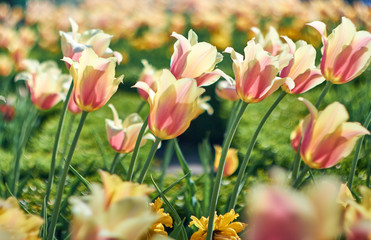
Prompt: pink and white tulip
<box><xmin>251</xmin><ymin>26</ymin><xmax>284</xmax><ymax>56</ymax></box>
<box><xmin>307</xmin><ymin>17</ymin><xmax>371</xmax><ymax>84</ymax></box>
<box><xmin>106</xmin><ymin>104</ymin><xmax>154</xmax><ymax>154</ymax></box>
<box><xmin>291</xmin><ymin>98</ymin><xmax>370</xmax><ymax>169</ymax></box>
<box><xmin>63</xmin><ymin>48</ymin><xmax>124</xmax><ymax>112</ymax></box>
<box><xmin>225</xmin><ymin>40</ymin><xmax>293</xmax><ymax>103</ymax></box>
<box><xmin>280</xmin><ymin>37</ymin><xmax>325</xmax><ymax>94</ymax></box>
<box><xmin>170</xmin><ymin>29</ymin><xmax>228</xmax><ymax>87</ymax></box>
<box><xmin>133</xmin><ymin>69</ymin><xmax>204</xmax><ymax>140</ymax></box>
<box><xmin>15</xmin><ymin>60</ymin><xmax>71</xmax><ymax>110</ymax></box>
<box><xmin>60</xmin><ymin>18</ymin><xmax>122</xmax><ymax>67</ymax></box>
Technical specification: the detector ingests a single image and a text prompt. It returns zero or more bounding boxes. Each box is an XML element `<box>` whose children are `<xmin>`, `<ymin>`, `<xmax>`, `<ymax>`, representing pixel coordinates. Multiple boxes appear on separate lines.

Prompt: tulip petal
<box><xmin>170</xmin><ymin>32</ymin><xmax>191</xmax><ymax>78</ymax></box>
<box><xmin>310</xmin><ymin>122</ymin><xmax>370</xmax><ymax>168</ymax></box>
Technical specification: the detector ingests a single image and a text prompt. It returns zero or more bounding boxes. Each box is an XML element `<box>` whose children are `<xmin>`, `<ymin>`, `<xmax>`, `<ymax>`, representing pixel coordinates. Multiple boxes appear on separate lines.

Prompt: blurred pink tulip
<box><xmin>133</xmin><ymin>69</ymin><xmax>204</xmax><ymax>140</ymax></box>
<box><xmin>291</xmin><ymin>98</ymin><xmax>370</xmax><ymax>169</ymax></box>
<box><xmin>15</xmin><ymin>60</ymin><xmax>71</xmax><ymax>110</ymax></box>
<box><xmin>63</xmin><ymin>48</ymin><xmax>124</xmax><ymax>112</ymax></box>
<box><xmin>225</xmin><ymin>40</ymin><xmax>293</xmax><ymax>103</ymax></box>
<box><xmin>307</xmin><ymin>17</ymin><xmax>371</xmax><ymax>84</ymax></box>
<box><xmin>105</xmin><ymin>104</ymin><xmax>154</xmax><ymax>153</ymax></box>
<box><xmin>215</xmin><ymin>80</ymin><xmax>239</xmax><ymax>101</ymax></box>
<box><xmin>280</xmin><ymin>36</ymin><xmax>325</xmax><ymax>94</ymax></box>
<box><xmin>170</xmin><ymin>29</ymin><xmax>227</xmax><ymax>87</ymax></box>
<box><xmin>248</xmin><ymin>176</ymin><xmax>342</xmax><ymax>240</ymax></box>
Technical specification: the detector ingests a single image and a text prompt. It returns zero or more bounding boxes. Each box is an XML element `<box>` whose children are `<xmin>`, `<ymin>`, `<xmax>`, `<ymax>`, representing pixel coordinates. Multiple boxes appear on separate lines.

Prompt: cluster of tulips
<box><xmin>0</xmin><ymin>0</ymin><xmax>371</xmax><ymax>78</ymax></box>
<box><xmin>0</xmin><ymin>2</ymin><xmax>370</xmax><ymax>239</ymax></box>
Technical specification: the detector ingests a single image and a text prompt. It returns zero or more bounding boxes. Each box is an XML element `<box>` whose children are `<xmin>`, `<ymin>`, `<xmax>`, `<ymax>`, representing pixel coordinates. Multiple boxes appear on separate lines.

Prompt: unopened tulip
<box><xmin>307</xmin><ymin>17</ymin><xmax>371</xmax><ymax>84</ymax></box>
<box><xmin>60</xmin><ymin>18</ymin><xmax>122</xmax><ymax>66</ymax></box>
<box><xmin>133</xmin><ymin>69</ymin><xmax>204</xmax><ymax>140</ymax></box>
<box><xmin>280</xmin><ymin>37</ymin><xmax>325</xmax><ymax>94</ymax></box>
<box><xmin>106</xmin><ymin>104</ymin><xmax>154</xmax><ymax>153</ymax></box>
<box><xmin>170</xmin><ymin>29</ymin><xmax>227</xmax><ymax>86</ymax></box>
<box><xmin>214</xmin><ymin>145</ymin><xmax>238</xmax><ymax>176</ymax></box>
<box><xmin>291</xmin><ymin>98</ymin><xmax>370</xmax><ymax>169</ymax></box>
<box><xmin>225</xmin><ymin>40</ymin><xmax>293</xmax><ymax>103</ymax></box>
<box><xmin>62</xmin><ymin>48</ymin><xmax>124</xmax><ymax>112</ymax></box>
<box><xmin>215</xmin><ymin>80</ymin><xmax>239</xmax><ymax>101</ymax></box>
<box><xmin>15</xmin><ymin>60</ymin><xmax>71</xmax><ymax>110</ymax></box>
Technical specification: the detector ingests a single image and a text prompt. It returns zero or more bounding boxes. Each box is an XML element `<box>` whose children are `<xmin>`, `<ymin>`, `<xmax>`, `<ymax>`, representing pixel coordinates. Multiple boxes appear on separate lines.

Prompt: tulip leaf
<box><xmin>151</xmin><ymin>175</ymin><xmax>188</xmax><ymax>240</ymax></box>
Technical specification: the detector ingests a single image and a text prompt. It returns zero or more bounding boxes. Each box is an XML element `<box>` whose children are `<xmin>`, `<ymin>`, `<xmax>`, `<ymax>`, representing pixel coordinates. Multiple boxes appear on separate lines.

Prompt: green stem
<box><xmin>347</xmin><ymin>108</ymin><xmax>371</xmax><ymax>190</ymax></box>
<box><xmin>110</xmin><ymin>152</ymin><xmax>125</xmax><ymax>174</ymax></box>
<box><xmin>47</xmin><ymin>111</ymin><xmax>88</xmax><ymax>240</ymax></box>
<box><xmin>206</xmin><ymin>101</ymin><xmax>248</xmax><ymax>240</ymax></box>
<box><xmin>137</xmin><ymin>137</ymin><xmax>161</xmax><ymax>184</ymax></box>
<box><xmin>127</xmin><ymin>116</ymin><xmax>148</xmax><ymax>181</ymax></box>
<box><xmin>43</xmin><ymin>82</ymin><xmax>73</xmax><ymax>217</ymax></box>
<box><xmin>61</xmin><ymin>114</ymin><xmax>76</xmax><ymax>158</ymax></box>
<box><xmin>291</xmin><ymin>81</ymin><xmax>332</xmax><ymax>182</ymax></box>
<box><xmin>291</xmin><ymin>141</ymin><xmax>302</xmax><ymax>180</ymax></box>
<box><xmin>173</xmin><ymin>138</ymin><xmax>200</xmax><ymax>216</ymax></box>
<box><xmin>228</xmin><ymin>92</ymin><xmax>286</xmax><ymax>210</ymax></box>
<box><xmin>315</xmin><ymin>81</ymin><xmax>332</xmax><ymax>108</ymax></box>
<box><xmin>159</xmin><ymin>140</ymin><xmax>175</xmax><ymax>188</ymax></box>
<box><xmin>136</xmin><ymin>100</ymin><xmax>146</xmax><ymax>113</ymax></box>
<box><xmin>292</xmin><ymin>164</ymin><xmax>310</xmax><ymax>188</ymax></box>
<box><xmin>225</xmin><ymin>101</ymin><xmax>241</xmax><ymax>136</ymax></box>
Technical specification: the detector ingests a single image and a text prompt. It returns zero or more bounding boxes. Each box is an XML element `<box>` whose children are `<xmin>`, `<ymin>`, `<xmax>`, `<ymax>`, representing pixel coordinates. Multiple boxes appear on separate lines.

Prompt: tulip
<box><xmin>215</xmin><ymin>80</ymin><xmax>239</xmax><ymax>101</ymax></box>
<box><xmin>343</xmin><ymin>186</ymin><xmax>371</xmax><ymax>240</ymax></box>
<box><xmin>251</xmin><ymin>26</ymin><xmax>284</xmax><ymax>56</ymax></box>
<box><xmin>60</xmin><ymin>18</ymin><xmax>122</xmax><ymax>66</ymax></box>
<box><xmin>307</xmin><ymin>17</ymin><xmax>371</xmax><ymax>84</ymax></box>
<box><xmin>280</xmin><ymin>36</ymin><xmax>325</xmax><ymax>94</ymax></box>
<box><xmin>133</xmin><ymin>69</ymin><xmax>204</xmax><ymax>140</ymax></box>
<box><xmin>248</xmin><ymin>176</ymin><xmax>342</xmax><ymax>240</ymax></box>
<box><xmin>136</xmin><ymin>60</ymin><xmax>161</xmax><ymax>100</ymax></box>
<box><xmin>291</xmin><ymin>98</ymin><xmax>370</xmax><ymax>169</ymax></box>
<box><xmin>214</xmin><ymin>145</ymin><xmax>238</xmax><ymax>176</ymax></box>
<box><xmin>106</xmin><ymin>104</ymin><xmax>154</xmax><ymax>153</ymax></box>
<box><xmin>170</xmin><ymin>29</ymin><xmax>228</xmax><ymax>87</ymax></box>
<box><xmin>15</xmin><ymin>60</ymin><xmax>71</xmax><ymax>110</ymax></box>
<box><xmin>62</xmin><ymin>48</ymin><xmax>124</xmax><ymax>112</ymax></box>
<box><xmin>225</xmin><ymin>40</ymin><xmax>293</xmax><ymax>103</ymax></box>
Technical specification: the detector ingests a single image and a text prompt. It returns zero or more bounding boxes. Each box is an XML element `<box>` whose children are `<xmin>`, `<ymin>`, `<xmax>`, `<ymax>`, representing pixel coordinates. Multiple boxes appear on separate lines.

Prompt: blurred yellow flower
<box><xmin>189</xmin><ymin>209</ymin><xmax>246</xmax><ymax>240</ymax></box>
<box><xmin>0</xmin><ymin>197</ymin><xmax>43</xmax><ymax>240</ymax></box>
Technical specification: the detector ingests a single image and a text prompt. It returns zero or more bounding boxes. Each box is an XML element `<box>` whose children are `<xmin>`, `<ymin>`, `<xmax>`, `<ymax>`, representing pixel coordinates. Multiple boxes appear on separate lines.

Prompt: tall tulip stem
<box><xmin>47</xmin><ymin>111</ymin><xmax>88</xmax><ymax>240</ymax></box>
<box><xmin>127</xmin><ymin>116</ymin><xmax>149</xmax><ymax>181</ymax></box>
<box><xmin>43</xmin><ymin>82</ymin><xmax>73</xmax><ymax>217</ymax></box>
<box><xmin>347</xmin><ymin>108</ymin><xmax>371</xmax><ymax>190</ymax></box>
<box><xmin>206</xmin><ymin>101</ymin><xmax>248</xmax><ymax>240</ymax></box>
<box><xmin>228</xmin><ymin>91</ymin><xmax>286</xmax><ymax>210</ymax></box>
<box><xmin>137</xmin><ymin>137</ymin><xmax>161</xmax><ymax>184</ymax></box>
